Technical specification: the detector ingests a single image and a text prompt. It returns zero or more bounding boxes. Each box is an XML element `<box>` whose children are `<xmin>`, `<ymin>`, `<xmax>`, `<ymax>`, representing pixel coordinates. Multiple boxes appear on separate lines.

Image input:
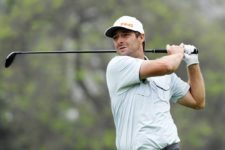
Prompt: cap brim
<box><xmin>105</xmin><ymin>26</ymin><xmax>131</xmax><ymax>38</ymax></box>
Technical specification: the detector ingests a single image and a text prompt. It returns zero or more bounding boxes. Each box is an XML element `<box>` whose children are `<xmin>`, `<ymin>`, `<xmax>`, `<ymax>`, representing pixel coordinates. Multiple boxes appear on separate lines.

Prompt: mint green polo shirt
<box><xmin>106</xmin><ymin>56</ymin><xmax>190</xmax><ymax>150</ymax></box>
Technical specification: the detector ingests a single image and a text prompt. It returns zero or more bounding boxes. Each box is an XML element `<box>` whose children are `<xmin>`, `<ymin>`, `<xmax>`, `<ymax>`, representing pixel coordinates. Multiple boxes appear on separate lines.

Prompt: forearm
<box><xmin>161</xmin><ymin>53</ymin><xmax>183</xmax><ymax>72</ymax></box>
<box><xmin>140</xmin><ymin>53</ymin><xmax>183</xmax><ymax>79</ymax></box>
<box><xmin>140</xmin><ymin>44</ymin><xmax>184</xmax><ymax>79</ymax></box>
<box><xmin>187</xmin><ymin>64</ymin><xmax>206</xmax><ymax>108</ymax></box>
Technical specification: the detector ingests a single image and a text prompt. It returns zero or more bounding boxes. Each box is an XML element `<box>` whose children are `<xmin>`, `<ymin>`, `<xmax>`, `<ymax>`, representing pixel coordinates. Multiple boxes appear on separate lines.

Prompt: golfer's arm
<box><xmin>178</xmin><ymin>64</ymin><xmax>206</xmax><ymax>109</ymax></box>
<box><xmin>188</xmin><ymin>64</ymin><xmax>205</xmax><ymax>108</ymax></box>
<box><xmin>140</xmin><ymin>53</ymin><xmax>183</xmax><ymax>79</ymax></box>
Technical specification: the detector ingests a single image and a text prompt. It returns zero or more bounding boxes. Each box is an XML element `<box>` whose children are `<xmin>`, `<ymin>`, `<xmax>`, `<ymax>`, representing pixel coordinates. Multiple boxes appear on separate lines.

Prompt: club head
<box><xmin>5</xmin><ymin>52</ymin><xmax>18</xmax><ymax>68</ymax></box>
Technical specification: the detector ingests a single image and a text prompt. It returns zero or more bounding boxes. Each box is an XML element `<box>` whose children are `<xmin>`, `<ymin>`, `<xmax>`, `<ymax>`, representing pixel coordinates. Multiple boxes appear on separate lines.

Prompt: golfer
<box><xmin>105</xmin><ymin>16</ymin><xmax>205</xmax><ymax>150</ymax></box>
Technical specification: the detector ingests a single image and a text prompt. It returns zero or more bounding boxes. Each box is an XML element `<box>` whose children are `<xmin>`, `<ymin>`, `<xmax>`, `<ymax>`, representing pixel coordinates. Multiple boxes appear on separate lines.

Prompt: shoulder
<box><xmin>108</xmin><ymin>56</ymin><xmax>135</xmax><ymax>66</ymax></box>
<box><xmin>107</xmin><ymin>56</ymin><xmax>143</xmax><ymax>71</ymax></box>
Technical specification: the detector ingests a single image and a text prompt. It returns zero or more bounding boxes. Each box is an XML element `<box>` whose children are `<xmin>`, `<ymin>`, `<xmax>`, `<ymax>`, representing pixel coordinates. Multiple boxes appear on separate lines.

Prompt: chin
<box><xmin>118</xmin><ymin>51</ymin><xmax>128</xmax><ymax>56</ymax></box>
<box><xmin>117</xmin><ymin>49</ymin><xmax>129</xmax><ymax>56</ymax></box>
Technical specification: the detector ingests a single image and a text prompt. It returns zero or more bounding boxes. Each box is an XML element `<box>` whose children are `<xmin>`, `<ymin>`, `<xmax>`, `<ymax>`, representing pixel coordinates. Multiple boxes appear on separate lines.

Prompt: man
<box><xmin>105</xmin><ymin>16</ymin><xmax>205</xmax><ymax>150</ymax></box>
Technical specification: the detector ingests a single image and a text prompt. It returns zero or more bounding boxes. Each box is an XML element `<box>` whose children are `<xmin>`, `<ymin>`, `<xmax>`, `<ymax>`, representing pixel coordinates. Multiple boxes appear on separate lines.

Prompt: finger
<box><xmin>180</xmin><ymin>43</ymin><xmax>184</xmax><ymax>47</ymax></box>
<box><xmin>166</xmin><ymin>44</ymin><xmax>170</xmax><ymax>49</ymax></box>
<box><xmin>166</xmin><ymin>44</ymin><xmax>172</xmax><ymax>55</ymax></box>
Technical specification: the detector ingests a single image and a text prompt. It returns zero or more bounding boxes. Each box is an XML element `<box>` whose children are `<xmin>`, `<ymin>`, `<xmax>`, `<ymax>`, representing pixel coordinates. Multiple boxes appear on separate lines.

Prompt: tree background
<box><xmin>0</xmin><ymin>0</ymin><xmax>225</xmax><ymax>149</ymax></box>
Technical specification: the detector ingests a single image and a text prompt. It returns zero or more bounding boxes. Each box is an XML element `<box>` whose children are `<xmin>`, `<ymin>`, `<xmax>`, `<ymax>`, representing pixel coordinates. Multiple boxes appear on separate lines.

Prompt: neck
<box><xmin>134</xmin><ymin>49</ymin><xmax>145</xmax><ymax>59</ymax></box>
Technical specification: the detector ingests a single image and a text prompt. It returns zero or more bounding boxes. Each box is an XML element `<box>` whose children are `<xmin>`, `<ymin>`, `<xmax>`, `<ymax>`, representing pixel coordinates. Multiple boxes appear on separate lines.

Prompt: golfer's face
<box><xmin>112</xmin><ymin>30</ymin><xmax>141</xmax><ymax>56</ymax></box>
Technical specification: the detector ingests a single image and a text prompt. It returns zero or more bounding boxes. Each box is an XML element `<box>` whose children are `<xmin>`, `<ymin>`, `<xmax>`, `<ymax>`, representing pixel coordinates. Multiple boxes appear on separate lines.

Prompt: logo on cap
<box><xmin>120</xmin><ymin>22</ymin><xmax>134</xmax><ymax>28</ymax></box>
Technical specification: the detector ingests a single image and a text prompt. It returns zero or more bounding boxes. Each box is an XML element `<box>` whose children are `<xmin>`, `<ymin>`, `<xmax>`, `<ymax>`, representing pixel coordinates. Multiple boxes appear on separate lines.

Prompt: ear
<box><xmin>139</xmin><ymin>34</ymin><xmax>145</xmax><ymax>42</ymax></box>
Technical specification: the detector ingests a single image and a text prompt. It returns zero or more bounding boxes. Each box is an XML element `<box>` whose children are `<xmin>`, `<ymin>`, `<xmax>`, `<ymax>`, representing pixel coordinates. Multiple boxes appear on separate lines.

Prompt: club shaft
<box><xmin>4</xmin><ymin>48</ymin><xmax>198</xmax><ymax>68</ymax></box>
<box><xmin>14</xmin><ymin>49</ymin><xmax>167</xmax><ymax>55</ymax></box>
<box><xmin>5</xmin><ymin>49</ymin><xmax>168</xmax><ymax>68</ymax></box>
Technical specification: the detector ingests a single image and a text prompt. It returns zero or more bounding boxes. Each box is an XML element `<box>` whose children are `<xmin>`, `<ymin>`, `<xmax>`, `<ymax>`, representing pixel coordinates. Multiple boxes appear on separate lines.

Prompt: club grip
<box><xmin>145</xmin><ymin>48</ymin><xmax>198</xmax><ymax>54</ymax></box>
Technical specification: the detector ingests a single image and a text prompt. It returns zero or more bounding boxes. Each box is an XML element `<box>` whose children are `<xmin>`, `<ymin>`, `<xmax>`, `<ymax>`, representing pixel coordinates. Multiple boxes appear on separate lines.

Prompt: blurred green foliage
<box><xmin>0</xmin><ymin>0</ymin><xmax>225</xmax><ymax>149</ymax></box>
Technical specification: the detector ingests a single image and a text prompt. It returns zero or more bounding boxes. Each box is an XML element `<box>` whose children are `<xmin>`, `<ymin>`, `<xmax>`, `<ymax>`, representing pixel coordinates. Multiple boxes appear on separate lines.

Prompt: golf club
<box><xmin>4</xmin><ymin>48</ymin><xmax>198</xmax><ymax>68</ymax></box>
<box><xmin>4</xmin><ymin>49</ymin><xmax>165</xmax><ymax>68</ymax></box>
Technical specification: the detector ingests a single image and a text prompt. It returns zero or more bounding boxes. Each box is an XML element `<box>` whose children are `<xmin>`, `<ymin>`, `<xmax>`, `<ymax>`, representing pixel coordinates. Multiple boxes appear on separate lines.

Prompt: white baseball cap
<box><xmin>105</xmin><ymin>16</ymin><xmax>145</xmax><ymax>38</ymax></box>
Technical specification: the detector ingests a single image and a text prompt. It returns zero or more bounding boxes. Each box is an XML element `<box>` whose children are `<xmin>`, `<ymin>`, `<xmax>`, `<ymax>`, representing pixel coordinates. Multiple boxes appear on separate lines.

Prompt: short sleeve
<box><xmin>170</xmin><ymin>73</ymin><xmax>190</xmax><ymax>103</ymax></box>
<box><xmin>106</xmin><ymin>56</ymin><xmax>144</xmax><ymax>95</ymax></box>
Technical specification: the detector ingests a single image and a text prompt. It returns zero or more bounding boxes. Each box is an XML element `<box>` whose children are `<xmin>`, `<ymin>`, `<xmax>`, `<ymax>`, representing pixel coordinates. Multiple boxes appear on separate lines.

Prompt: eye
<box><xmin>113</xmin><ymin>35</ymin><xmax>118</xmax><ymax>40</ymax></box>
<box><xmin>122</xmin><ymin>32</ymin><xmax>130</xmax><ymax>37</ymax></box>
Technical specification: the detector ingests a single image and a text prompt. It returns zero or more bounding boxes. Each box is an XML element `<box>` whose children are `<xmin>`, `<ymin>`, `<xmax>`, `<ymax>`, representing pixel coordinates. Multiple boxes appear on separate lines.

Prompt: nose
<box><xmin>115</xmin><ymin>35</ymin><xmax>124</xmax><ymax>45</ymax></box>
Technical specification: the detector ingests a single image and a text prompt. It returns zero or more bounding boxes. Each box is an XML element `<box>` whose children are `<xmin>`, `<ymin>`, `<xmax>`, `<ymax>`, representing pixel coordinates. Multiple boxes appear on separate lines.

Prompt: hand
<box><xmin>166</xmin><ymin>44</ymin><xmax>184</xmax><ymax>55</ymax></box>
<box><xmin>183</xmin><ymin>44</ymin><xmax>199</xmax><ymax>66</ymax></box>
